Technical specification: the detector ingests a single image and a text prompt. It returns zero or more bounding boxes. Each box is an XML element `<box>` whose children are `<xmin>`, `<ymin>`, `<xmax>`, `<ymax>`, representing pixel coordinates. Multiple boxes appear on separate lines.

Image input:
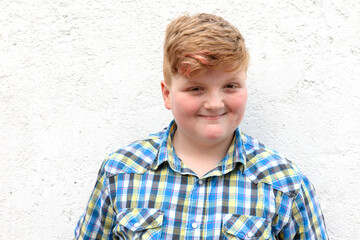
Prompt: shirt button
<box><xmin>134</xmin><ymin>223</ymin><xmax>140</xmax><ymax>228</ymax></box>
<box><xmin>191</xmin><ymin>223</ymin><xmax>198</xmax><ymax>229</ymax></box>
<box><xmin>198</xmin><ymin>180</ymin><xmax>204</xmax><ymax>185</ymax></box>
<box><xmin>247</xmin><ymin>232</ymin><xmax>252</xmax><ymax>238</ymax></box>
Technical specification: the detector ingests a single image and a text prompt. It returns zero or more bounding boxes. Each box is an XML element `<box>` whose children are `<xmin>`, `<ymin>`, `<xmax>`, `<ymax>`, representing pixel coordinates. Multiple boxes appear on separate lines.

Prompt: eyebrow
<box><xmin>187</xmin><ymin>77</ymin><xmax>242</xmax><ymax>84</ymax></box>
<box><xmin>225</xmin><ymin>77</ymin><xmax>242</xmax><ymax>82</ymax></box>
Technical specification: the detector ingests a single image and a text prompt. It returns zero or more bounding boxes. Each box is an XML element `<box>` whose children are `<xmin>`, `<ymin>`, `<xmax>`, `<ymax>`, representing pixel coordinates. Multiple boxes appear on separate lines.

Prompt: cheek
<box><xmin>229</xmin><ymin>91</ymin><xmax>247</xmax><ymax>112</ymax></box>
<box><xmin>171</xmin><ymin>95</ymin><xmax>200</xmax><ymax>116</ymax></box>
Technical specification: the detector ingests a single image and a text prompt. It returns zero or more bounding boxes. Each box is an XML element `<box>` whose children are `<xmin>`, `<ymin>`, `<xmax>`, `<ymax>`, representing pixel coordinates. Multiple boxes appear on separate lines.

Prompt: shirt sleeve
<box><xmin>278</xmin><ymin>174</ymin><xmax>329</xmax><ymax>239</ymax></box>
<box><xmin>75</xmin><ymin>162</ymin><xmax>117</xmax><ymax>240</ymax></box>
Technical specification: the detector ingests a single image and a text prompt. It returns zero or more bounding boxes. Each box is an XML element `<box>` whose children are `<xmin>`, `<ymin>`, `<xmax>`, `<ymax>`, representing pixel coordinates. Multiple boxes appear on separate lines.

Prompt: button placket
<box><xmin>187</xmin><ymin>178</ymin><xmax>206</xmax><ymax>236</ymax></box>
<box><xmin>193</xmin><ymin>178</ymin><xmax>205</xmax><ymax>234</ymax></box>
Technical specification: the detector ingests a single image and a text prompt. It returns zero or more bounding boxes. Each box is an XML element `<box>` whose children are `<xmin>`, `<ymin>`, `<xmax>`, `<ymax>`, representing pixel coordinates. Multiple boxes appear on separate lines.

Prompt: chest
<box><xmin>109</xmin><ymin>170</ymin><xmax>289</xmax><ymax>239</ymax></box>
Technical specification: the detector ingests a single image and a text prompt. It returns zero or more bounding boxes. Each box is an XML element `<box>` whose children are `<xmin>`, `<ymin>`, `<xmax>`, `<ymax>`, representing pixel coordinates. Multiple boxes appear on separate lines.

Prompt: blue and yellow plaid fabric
<box><xmin>75</xmin><ymin>120</ymin><xmax>328</xmax><ymax>239</ymax></box>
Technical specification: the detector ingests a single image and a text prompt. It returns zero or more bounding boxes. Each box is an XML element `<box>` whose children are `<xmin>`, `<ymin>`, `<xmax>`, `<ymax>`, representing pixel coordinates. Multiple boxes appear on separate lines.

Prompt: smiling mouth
<box><xmin>198</xmin><ymin>113</ymin><xmax>226</xmax><ymax>120</ymax></box>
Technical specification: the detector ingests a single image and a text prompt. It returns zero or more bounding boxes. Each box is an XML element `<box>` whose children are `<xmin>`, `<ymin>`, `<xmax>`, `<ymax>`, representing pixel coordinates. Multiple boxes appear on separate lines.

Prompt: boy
<box><xmin>75</xmin><ymin>13</ymin><xmax>328</xmax><ymax>239</ymax></box>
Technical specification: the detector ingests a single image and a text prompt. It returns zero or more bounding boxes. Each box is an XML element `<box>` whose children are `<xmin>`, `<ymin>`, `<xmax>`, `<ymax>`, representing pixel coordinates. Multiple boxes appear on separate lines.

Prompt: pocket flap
<box><xmin>223</xmin><ymin>214</ymin><xmax>271</xmax><ymax>239</ymax></box>
<box><xmin>117</xmin><ymin>208</ymin><xmax>164</xmax><ymax>232</ymax></box>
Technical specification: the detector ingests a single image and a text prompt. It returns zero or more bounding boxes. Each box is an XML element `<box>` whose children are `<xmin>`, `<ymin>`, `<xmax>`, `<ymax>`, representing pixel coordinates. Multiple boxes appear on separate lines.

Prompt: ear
<box><xmin>161</xmin><ymin>80</ymin><xmax>171</xmax><ymax>110</ymax></box>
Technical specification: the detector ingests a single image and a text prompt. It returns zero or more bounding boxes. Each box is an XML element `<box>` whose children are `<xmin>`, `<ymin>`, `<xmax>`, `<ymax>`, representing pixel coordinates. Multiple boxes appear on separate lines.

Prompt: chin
<box><xmin>202</xmin><ymin>126</ymin><xmax>231</xmax><ymax>137</ymax></box>
<box><xmin>202</xmin><ymin>131</ymin><xmax>227</xmax><ymax>141</ymax></box>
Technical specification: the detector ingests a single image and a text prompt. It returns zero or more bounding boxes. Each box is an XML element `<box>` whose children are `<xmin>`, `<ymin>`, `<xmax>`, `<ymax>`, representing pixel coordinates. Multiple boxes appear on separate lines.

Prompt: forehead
<box><xmin>174</xmin><ymin>67</ymin><xmax>246</xmax><ymax>84</ymax></box>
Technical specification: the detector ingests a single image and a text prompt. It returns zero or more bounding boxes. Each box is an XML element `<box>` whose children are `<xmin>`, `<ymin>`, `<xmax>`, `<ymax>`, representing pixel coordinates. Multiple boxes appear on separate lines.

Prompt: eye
<box><xmin>189</xmin><ymin>87</ymin><xmax>203</xmax><ymax>91</ymax></box>
<box><xmin>225</xmin><ymin>84</ymin><xmax>237</xmax><ymax>89</ymax></box>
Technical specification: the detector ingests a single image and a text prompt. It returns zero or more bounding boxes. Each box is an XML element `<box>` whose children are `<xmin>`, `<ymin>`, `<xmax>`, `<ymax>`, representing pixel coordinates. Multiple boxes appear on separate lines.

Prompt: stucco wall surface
<box><xmin>1</xmin><ymin>0</ymin><xmax>359</xmax><ymax>239</ymax></box>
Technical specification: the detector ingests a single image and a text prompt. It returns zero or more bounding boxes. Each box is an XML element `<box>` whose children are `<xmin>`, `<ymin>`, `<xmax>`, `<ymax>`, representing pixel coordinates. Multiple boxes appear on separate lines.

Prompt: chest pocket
<box><xmin>222</xmin><ymin>214</ymin><xmax>272</xmax><ymax>240</ymax></box>
<box><xmin>114</xmin><ymin>208</ymin><xmax>164</xmax><ymax>240</ymax></box>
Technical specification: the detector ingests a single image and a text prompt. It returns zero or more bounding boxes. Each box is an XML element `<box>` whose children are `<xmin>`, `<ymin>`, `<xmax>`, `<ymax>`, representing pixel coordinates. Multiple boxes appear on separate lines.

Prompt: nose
<box><xmin>203</xmin><ymin>91</ymin><xmax>224</xmax><ymax>110</ymax></box>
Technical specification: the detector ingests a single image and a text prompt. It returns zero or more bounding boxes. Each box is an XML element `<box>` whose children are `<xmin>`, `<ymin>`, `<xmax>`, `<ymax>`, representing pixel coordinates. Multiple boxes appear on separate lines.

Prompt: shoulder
<box><xmin>240</xmin><ymin>133</ymin><xmax>303</xmax><ymax>197</ymax></box>
<box><xmin>99</xmin><ymin>128</ymin><xmax>167</xmax><ymax>177</ymax></box>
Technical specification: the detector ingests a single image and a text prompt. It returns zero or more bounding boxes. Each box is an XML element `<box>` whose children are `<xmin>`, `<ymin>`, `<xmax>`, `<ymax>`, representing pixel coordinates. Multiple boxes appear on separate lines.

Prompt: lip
<box><xmin>198</xmin><ymin>113</ymin><xmax>226</xmax><ymax>120</ymax></box>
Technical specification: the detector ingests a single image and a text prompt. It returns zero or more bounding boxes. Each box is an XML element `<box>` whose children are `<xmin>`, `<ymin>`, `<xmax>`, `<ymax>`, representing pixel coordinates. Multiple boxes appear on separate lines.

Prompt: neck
<box><xmin>172</xmin><ymin>130</ymin><xmax>234</xmax><ymax>177</ymax></box>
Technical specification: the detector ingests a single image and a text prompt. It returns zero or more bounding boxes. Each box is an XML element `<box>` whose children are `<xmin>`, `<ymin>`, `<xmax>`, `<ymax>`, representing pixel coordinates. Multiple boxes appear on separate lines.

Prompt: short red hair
<box><xmin>163</xmin><ymin>13</ymin><xmax>249</xmax><ymax>84</ymax></box>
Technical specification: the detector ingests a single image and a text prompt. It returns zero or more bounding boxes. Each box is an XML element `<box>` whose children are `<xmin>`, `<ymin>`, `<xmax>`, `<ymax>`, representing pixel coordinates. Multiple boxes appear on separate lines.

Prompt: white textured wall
<box><xmin>1</xmin><ymin>0</ymin><xmax>359</xmax><ymax>239</ymax></box>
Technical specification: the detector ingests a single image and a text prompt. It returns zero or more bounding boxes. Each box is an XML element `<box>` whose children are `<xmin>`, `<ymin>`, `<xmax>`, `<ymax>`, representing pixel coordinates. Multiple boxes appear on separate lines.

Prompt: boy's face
<box><xmin>161</xmin><ymin>66</ymin><xmax>247</xmax><ymax>147</ymax></box>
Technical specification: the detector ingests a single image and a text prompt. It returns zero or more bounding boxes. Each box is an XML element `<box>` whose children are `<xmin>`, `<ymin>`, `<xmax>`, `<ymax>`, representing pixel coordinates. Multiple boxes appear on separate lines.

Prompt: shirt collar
<box><xmin>151</xmin><ymin>120</ymin><xmax>247</xmax><ymax>176</ymax></box>
<box><xmin>150</xmin><ymin>120</ymin><xmax>176</xmax><ymax>170</ymax></box>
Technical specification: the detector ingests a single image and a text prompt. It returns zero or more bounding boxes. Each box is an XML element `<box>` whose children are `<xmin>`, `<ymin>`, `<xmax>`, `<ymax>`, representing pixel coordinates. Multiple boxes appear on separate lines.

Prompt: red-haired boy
<box><xmin>75</xmin><ymin>13</ymin><xmax>328</xmax><ymax>239</ymax></box>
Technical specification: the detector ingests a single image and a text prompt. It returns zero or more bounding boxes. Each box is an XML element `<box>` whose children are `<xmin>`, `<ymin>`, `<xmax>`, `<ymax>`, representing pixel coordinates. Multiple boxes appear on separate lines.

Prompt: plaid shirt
<box><xmin>75</xmin><ymin>120</ymin><xmax>328</xmax><ymax>239</ymax></box>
